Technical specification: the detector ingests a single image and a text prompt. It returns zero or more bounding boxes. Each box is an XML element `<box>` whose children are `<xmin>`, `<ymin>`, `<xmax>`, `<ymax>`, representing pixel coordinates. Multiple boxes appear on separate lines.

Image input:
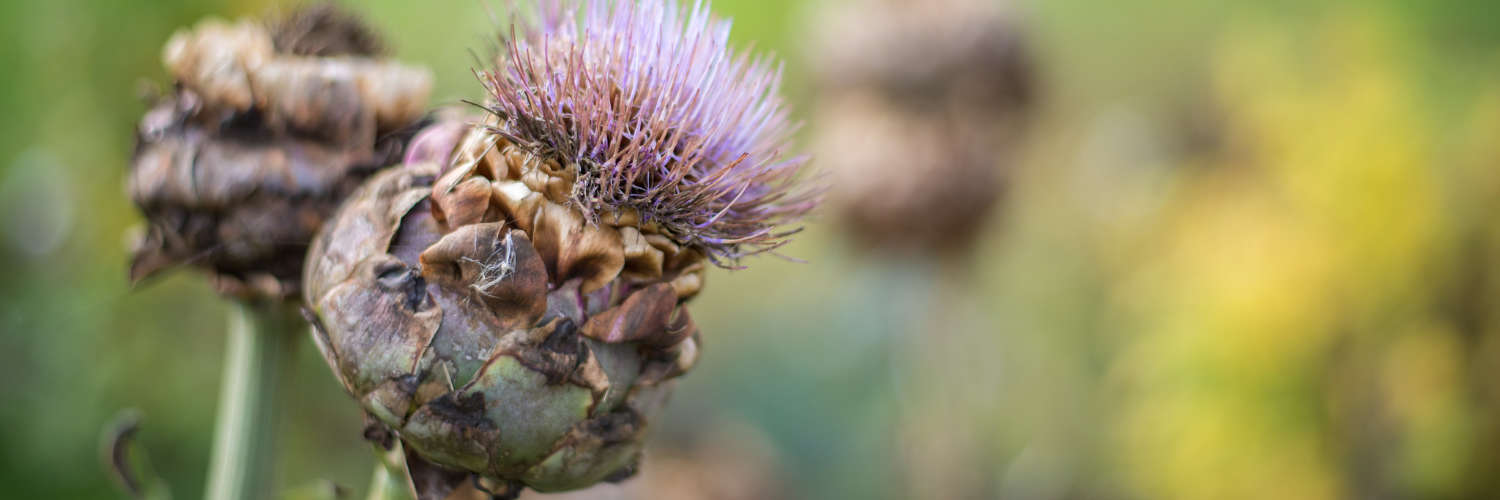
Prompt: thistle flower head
<box><xmin>301</xmin><ymin>2</ymin><xmax>815</xmax><ymax>494</ymax></box>
<box><xmin>477</xmin><ymin>0</ymin><xmax>816</xmax><ymax>265</ymax></box>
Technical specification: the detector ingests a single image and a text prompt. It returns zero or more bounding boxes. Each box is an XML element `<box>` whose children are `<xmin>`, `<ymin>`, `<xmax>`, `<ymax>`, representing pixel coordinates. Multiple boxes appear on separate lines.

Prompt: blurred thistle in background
<box><xmin>811</xmin><ymin>0</ymin><xmax>1033</xmax><ymax>256</ymax></box>
<box><xmin>807</xmin><ymin>0</ymin><xmax>1036</xmax><ymax>497</ymax></box>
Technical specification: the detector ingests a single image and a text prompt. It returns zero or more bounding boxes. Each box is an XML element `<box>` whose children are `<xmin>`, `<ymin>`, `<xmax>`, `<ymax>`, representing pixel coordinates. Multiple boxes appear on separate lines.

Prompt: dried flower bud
<box><xmin>811</xmin><ymin>0</ymin><xmax>1034</xmax><ymax>254</ymax></box>
<box><xmin>128</xmin><ymin>4</ymin><xmax>433</xmax><ymax>300</ymax></box>
<box><xmin>302</xmin><ymin>0</ymin><xmax>815</xmax><ymax>494</ymax></box>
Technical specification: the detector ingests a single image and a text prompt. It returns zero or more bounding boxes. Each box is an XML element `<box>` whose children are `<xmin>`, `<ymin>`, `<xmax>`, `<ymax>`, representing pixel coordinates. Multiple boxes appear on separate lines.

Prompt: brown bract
<box><xmin>811</xmin><ymin>0</ymin><xmax>1034</xmax><ymax>255</ymax></box>
<box><xmin>303</xmin><ymin>120</ymin><xmax>703</xmax><ymax>495</ymax></box>
<box><xmin>128</xmin><ymin>9</ymin><xmax>432</xmax><ymax>301</ymax></box>
<box><xmin>270</xmin><ymin>2</ymin><xmax>388</xmax><ymax>57</ymax></box>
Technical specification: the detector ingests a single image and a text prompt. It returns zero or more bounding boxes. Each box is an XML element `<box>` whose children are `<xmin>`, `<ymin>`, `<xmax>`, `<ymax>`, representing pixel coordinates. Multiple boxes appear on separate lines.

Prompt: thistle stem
<box><xmin>361</xmin><ymin>450</ymin><xmax>411</xmax><ymax>498</ymax></box>
<box><xmin>366</xmin><ymin>445</ymin><xmax>415</xmax><ymax>500</ymax></box>
<box><xmin>205</xmin><ymin>302</ymin><xmax>299</xmax><ymax>500</ymax></box>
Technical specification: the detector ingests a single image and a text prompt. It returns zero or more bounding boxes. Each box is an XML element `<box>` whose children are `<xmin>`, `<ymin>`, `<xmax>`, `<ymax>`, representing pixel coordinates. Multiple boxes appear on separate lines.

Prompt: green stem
<box><xmin>205</xmin><ymin>302</ymin><xmax>299</xmax><ymax>500</ymax></box>
<box><xmin>366</xmin><ymin>445</ymin><xmax>415</xmax><ymax>500</ymax></box>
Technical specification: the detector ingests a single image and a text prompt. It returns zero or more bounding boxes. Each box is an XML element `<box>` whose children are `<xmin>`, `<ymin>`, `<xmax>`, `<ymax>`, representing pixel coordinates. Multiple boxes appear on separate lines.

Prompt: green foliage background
<box><xmin>2</xmin><ymin>0</ymin><xmax>1500</xmax><ymax>498</ymax></box>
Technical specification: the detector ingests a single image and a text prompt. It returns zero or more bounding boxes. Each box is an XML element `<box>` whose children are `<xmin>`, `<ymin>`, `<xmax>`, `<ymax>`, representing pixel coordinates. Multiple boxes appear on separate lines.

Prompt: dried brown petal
<box><xmin>636</xmin><ymin>334</ymin><xmax>699</xmax><ymax>388</ymax></box>
<box><xmin>162</xmin><ymin>19</ymin><xmax>270</xmax><ymax>111</ymax></box>
<box><xmin>419</xmin><ymin>225</ymin><xmax>548</xmax><ymax>329</ymax></box>
<box><xmin>579</xmin><ymin>284</ymin><xmax>676</xmax><ymax>344</ymax></box>
<box><xmin>618</xmin><ymin>227</ymin><xmax>664</xmax><ymax>280</ymax></box>
<box><xmin>430</xmin><ymin>176</ymin><xmax>495</xmax><ymax>230</ymax></box>
<box><xmin>249</xmin><ymin>59</ymin><xmax>375</xmax><ymax>144</ymax></box>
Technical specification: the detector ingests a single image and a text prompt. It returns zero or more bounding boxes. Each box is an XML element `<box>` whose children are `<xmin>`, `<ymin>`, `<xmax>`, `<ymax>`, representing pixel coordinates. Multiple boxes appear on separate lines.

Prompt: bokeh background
<box><xmin>4</xmin><ymin>0</ymin><xmax>1500</xmax><ymax>498</ymax></box>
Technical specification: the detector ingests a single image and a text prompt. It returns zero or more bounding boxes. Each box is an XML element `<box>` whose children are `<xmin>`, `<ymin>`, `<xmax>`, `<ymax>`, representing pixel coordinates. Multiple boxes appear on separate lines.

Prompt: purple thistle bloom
<box><xmin>477</xmin><ymin>0</ymin><xmax>817</xmax><ymax>265</ymax></box>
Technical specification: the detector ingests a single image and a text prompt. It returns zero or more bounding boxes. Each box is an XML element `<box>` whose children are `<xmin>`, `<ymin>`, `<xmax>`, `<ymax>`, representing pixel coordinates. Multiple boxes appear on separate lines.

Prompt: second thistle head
<box><xmin>302</xmin><ymin>0</ymin><xmax>818</xmax><ymax>495</ymax></box>
<box><xmin>128</xmin><ymin>4</ymin><xmax>432</xmax><ymax>301</ymax></box>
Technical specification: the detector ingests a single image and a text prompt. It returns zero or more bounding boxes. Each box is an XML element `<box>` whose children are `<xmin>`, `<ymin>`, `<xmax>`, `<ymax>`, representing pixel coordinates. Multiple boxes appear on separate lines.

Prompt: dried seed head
<box><xmin>128</xmin><ymin>5</ymin><xmax>432</xmax><ymax>301</ymax></box>
<box><xmin>811</xmin><ymin>0</ymin><xmax>1035</xmax><ymax>255</ymax></box>
<box><xmin>477</xmin><ymin>0</ymin><xmax>819</xmax><ymax>266</ymax></box>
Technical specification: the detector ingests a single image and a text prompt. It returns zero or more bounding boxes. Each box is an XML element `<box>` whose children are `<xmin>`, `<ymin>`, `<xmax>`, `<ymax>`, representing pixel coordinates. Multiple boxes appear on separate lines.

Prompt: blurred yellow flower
<box><xmin>1107</xmin><ymin>14</ymin><xmax>1481</xmax><ymax>500</ymax></box>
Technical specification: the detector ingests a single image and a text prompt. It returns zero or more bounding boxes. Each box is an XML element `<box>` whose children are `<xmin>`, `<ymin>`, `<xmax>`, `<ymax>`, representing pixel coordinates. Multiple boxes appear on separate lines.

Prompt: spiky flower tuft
<box><xmin>477</xmin><ymin>0</ymin><xmax>816</xmax><ymax>265</ymax></box>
